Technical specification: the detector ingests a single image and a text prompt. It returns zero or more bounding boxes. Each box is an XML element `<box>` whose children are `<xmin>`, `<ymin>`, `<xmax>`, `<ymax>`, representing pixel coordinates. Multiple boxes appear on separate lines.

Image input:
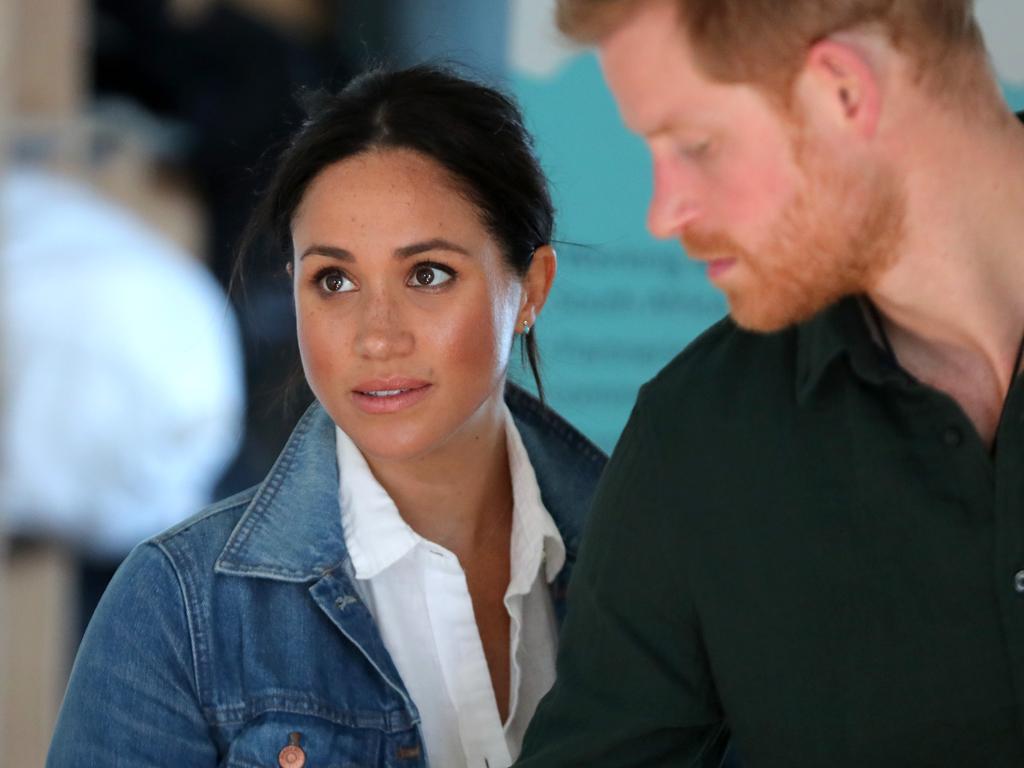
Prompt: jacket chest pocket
<box><xmin>222</xmin><ymin>712</ymin><xmax>422</xmax><ymax>768</ymax></box>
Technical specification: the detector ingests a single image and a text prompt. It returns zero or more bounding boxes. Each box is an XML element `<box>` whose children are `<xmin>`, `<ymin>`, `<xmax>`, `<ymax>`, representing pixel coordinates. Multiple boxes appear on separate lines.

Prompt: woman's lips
<box><xmin>351</xmin><ymin>379</ymin><xmax>433</xmax><ymax>414</ymax></box>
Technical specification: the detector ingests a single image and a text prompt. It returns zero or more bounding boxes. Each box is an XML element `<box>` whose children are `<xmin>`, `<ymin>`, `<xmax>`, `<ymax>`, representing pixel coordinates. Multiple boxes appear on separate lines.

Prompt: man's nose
<box><xmin>646</xmin><ymin>155</ymin><xmax>701</xmax><ymax>239</ymax></box>
<box><xmin>354</xmin><ymin>287</ymin><xmax>414</xmax><ymax>360</ymax></box>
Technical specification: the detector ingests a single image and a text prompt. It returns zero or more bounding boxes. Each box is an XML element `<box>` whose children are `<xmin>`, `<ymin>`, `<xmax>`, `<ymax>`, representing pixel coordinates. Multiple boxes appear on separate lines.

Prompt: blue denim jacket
<box><xmin>48</xmin><ymin>385</ymin><xmax>606</xmax><ymax>768</ymax></box>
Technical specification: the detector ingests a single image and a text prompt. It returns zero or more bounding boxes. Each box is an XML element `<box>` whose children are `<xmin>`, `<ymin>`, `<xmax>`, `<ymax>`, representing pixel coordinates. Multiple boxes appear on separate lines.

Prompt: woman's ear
<box><xmin>518</xmin><ymin>244</ymin><xmax>557</xmax><ymax>331</ymax></box>
<box><xmin>285</xmin><ymin>261</ymin><xmax>294</xmax><ymax>278</ymax></box>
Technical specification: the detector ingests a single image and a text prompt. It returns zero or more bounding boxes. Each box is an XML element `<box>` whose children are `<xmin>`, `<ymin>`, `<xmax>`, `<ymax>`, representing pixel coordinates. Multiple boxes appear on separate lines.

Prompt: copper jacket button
<box><xmin>278</xmin><ymin>732</ymin><xmax>306</xmax><ymax>768</ymax></box>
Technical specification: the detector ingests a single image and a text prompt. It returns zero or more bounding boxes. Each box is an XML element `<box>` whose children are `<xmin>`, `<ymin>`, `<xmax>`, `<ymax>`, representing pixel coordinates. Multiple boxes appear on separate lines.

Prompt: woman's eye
<box><xmin>408</xmin><ymin>264</ymin><xmax>455</xmax><ymax>288</ymax></box>
<box><xmin>317</xmin><ymin>271</ymin><xmax>355</xmax><ymax>293</ymax></box>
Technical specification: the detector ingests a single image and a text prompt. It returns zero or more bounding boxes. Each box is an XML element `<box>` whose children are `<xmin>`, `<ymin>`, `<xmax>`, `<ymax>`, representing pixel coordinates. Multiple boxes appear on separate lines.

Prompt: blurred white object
<box><xmin>1</xmin><ymin>167</ymin><xmax>245</xmax><ymax>558</ymax></box>
<box><xmin>508</xmin><ymin>0</ymin><xmax>580</xmax><ymax>79</ymax></box>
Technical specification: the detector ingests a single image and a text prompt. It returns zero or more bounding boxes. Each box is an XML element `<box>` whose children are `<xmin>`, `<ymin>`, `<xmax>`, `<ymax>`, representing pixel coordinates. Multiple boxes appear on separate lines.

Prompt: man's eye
<box><xmin>679</xmin><ymin>139</ymin><xmax>711</xmax><ymax>160</ymax></box>
<box><xmin>408</xmin><ymin>264</ymin><xmax>455</xmax><ymax>288</ymax></box>
<box><xmin>317</xmin><ymin>271</ymin><xmax>355</xmax><ymax>293</ymax></box>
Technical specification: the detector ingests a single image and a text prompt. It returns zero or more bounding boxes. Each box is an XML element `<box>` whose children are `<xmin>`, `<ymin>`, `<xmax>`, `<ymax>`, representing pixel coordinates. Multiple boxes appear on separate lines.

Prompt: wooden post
<box><xmin>1</xmin><ymin>544</ymin><xmax>76</xmax><ymax>768</ymax></box>
<box><xmin>0</xmin><ymin>0</ymin><xmax>11</xmax><ymax>754</ymax></box>
<box><xmin>12</xmin><ymin>0</ymin><xmax>85</xmax><ymax>118</ymax></box>
<box><xmin>1</xmin><ymin>1</ymin><xmax>84</xmax><ymax>765</ymax></box>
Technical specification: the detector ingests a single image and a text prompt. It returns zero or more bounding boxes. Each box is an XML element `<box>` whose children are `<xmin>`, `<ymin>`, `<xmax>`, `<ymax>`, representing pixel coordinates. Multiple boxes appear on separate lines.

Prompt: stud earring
<box><xmin>522</xmin><ymin>320</ymin><xmax>531</xmax><ymax>335</ymax></box>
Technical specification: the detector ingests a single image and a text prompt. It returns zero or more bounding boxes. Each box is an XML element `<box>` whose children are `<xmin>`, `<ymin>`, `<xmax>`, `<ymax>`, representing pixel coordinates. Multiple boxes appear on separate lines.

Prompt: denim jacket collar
<box><xmin>214</xmin><ymin>383</ymin><xmax>606</xmax><ymax>588</ymax></box>
<box><xmin>215</xmin><ymin>399</ymin><xmax>346</xmax><ymax>582</ymax></box>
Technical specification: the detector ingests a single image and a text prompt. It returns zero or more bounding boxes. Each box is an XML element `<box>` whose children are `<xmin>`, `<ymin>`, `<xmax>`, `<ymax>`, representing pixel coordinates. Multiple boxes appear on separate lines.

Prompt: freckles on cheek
<box><xmin>296</xmin><ymin>311</ymin><xmax>342</xmax><ymax>393</ymax></box>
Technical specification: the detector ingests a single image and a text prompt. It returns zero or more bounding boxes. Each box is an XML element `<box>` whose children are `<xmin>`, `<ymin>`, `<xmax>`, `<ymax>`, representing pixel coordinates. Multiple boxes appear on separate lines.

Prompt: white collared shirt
<box><xmin>336</xmin><ymin>406</ymin><xmax>565</xmax><ymax>768</ymax></box>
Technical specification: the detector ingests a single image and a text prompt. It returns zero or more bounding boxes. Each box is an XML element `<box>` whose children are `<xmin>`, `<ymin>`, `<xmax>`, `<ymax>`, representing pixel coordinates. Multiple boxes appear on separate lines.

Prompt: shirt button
<box><xmin>942</xmin><ymin>426</ymin><xmax>963</xmax><ymax>447</ymax></box>
<box><xmin>1014</xmin><ymin>571</ymin><xmax>1024</xmax><ymax>594</ymax></box>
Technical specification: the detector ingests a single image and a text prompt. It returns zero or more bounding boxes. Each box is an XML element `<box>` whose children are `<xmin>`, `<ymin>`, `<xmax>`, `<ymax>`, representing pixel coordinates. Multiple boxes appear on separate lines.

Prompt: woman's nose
<box><xmin>353</xmin><ymin>288</ymin><xmax>414</xmax><ymax>360</ymax></box>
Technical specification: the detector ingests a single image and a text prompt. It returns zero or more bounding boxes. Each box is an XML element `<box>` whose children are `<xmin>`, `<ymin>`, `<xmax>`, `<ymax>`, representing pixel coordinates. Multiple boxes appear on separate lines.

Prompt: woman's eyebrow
<box><xmin>299</xmin><ymin>239</ymin><xmax>471</xmax><ymax>262</ymax></box>
<box><xmin>394</xmin><ymin>238</ymin><xmax>471</xmax><ymax>259</ymax></box>
<box><xmin>299</xmin><ymin>244</ymin><xmax>353</xmax><ymax>261</ymax></box>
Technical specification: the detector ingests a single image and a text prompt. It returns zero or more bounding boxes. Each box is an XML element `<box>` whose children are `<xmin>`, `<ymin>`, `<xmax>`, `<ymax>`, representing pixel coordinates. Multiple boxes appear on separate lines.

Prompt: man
<box><xmin>516</xmin><ymin>0</ymin><xmax>1024</xmax><ymax>765</ymax></box>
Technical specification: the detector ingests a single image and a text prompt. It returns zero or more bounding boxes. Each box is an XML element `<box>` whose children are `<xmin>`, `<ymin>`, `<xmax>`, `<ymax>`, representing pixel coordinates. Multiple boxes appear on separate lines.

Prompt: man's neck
<box><xmin>865</xmin><ymin>105</ymin><xmax>1024</xmax><ymax>442</ymax></box>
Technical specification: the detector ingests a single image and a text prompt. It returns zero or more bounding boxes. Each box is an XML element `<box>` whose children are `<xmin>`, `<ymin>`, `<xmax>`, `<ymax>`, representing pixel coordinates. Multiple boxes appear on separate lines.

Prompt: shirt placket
<box><xmin>992</xmin><ymin>378</ymin><xmax>1024</xmax><ymax>735</ymax></box>
<box><xmin>421</xmin><ymin>546</ymin><xmax>511</xmax><ymax>768</ymax></box>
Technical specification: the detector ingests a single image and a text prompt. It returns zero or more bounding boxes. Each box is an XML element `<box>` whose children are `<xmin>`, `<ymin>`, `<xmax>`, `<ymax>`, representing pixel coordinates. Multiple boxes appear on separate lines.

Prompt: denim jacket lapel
<box><xmin>214</xmin><ymin>402</ymin><xmax>415</xmax><ymax>713</ymax></box>
<box><xmin>308</xmin><ymin>562</ymin><xmax>418</xmax><ymax>716</ymax></box>
<box><xmin>215</xmin><ymin>402</ymin><xmax>346</xmax><ymax>581</ymax></box>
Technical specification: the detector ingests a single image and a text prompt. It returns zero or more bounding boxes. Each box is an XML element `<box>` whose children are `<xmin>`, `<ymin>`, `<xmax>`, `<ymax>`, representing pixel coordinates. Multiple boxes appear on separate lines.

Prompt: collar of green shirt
<box><xmin>795</xmin><ymin>295</ymin><xmax>908</xmax><ymax>404</ymax></box>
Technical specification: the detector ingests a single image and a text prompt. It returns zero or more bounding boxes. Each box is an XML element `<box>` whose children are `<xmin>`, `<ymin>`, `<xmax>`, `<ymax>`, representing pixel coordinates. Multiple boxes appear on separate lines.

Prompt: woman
<box><xmin>47</xmin><ymin>66</ymin><xmax>606</xmax><ymax>768</ymax></box>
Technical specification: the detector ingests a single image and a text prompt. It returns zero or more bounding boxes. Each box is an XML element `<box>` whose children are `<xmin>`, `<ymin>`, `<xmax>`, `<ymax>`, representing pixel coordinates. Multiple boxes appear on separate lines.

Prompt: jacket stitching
<box><xmin>204</xmin><ymin>697</ymin><xmax>417</xmax><ymax>731</ymax></box>
<box><xmin>151</xmin><ymin>539</ymin><xmax>212</xmax><ymax>717</ymax></box>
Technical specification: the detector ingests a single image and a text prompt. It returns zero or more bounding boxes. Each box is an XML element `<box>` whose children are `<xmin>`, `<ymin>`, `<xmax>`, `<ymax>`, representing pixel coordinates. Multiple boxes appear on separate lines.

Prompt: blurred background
<box><xmin>1</xmin><ymin>0</ymin><xmax>1022</xmax><ymax>763</ymax></box>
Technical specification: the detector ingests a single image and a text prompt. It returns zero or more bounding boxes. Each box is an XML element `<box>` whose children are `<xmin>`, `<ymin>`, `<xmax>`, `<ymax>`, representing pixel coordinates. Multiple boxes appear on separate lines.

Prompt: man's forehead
<box><xmin>597</xmin><ymin>0</ymin><xmax>710</xmax><ymax>135</ymax></box>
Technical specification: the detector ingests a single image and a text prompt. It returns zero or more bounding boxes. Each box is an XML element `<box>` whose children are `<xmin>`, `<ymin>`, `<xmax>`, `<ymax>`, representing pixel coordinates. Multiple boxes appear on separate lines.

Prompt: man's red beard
<box><xmin>683</xmin><ymin>135</ymin><xmax>907</xmax><ymax>332</ymax></box>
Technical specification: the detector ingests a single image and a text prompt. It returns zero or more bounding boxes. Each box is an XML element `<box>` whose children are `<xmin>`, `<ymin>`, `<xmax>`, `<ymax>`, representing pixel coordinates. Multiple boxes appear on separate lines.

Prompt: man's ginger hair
<box><xmin>558</xmin><ymin>0</ymin><xmax>986</xmax><ymax>101</ymax></box>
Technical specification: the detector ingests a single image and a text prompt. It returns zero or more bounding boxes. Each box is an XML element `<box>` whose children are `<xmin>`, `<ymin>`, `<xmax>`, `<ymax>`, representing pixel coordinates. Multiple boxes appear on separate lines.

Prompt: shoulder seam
<box><xmin>145</xmin><ymin>540</ymin><xmax>212</xmax><ymax>724</ymax></box>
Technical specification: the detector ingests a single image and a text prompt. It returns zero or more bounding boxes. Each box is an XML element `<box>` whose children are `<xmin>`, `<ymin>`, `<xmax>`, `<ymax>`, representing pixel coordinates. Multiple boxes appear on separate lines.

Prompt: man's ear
<box><xmin>794</xmin><ymin>36</ymin><xmax>883</xmax><ymax>140</ymax></box>
<box><xmin>518</xmin><ymin>244</ymin><xmax>558</xmax><ymax>329</ymax></box>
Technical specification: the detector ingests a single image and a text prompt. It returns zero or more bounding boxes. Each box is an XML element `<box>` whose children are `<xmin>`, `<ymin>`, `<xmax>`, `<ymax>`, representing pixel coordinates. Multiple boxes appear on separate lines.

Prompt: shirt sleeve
<box><xmin>47</xmin><ymin>543</ymin><xmax>218</xmax><ymax>767</ymax></box>
<box><xmin>516</xmin><ymin>386</ymin><xmax>728</xmax><ymax>766</ymax></box>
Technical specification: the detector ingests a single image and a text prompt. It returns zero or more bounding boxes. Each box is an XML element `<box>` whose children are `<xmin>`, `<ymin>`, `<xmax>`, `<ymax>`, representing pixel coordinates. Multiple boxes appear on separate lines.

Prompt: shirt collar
<box><xmin>335</xmin><ymin>404</ymin><xmax>566</xmax><ymax>588</ymax></box>
<box><xmin>504</xmin><ymin>405</ymin><xmax>567</xmax><ymax>590</ymax></box>
<box><xmin>795</xmin><ymin>295</ymin><xmax>899</xmax><ymax>403</ymax></box>
<box><xmin>336</xmin><ymin>426</ymin><xmax>420</xmax><ymax>580</ymax></box>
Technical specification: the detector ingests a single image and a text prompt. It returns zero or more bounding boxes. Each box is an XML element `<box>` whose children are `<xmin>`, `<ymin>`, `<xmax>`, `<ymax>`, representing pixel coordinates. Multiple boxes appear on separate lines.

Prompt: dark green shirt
<box><xmin>517</xmin><ymin>297</ymin><xmax>1024</xmax><ymax>767</ymax></box>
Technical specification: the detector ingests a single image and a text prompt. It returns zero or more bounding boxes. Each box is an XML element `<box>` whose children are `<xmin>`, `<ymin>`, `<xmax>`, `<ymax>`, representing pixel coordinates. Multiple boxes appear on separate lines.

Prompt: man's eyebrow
<box><xmin>299</xmin><ymin>245</ymin><xmax>353</xmax><ymax>261</ymax></box>
<box><xmin>643</xmin><ymin>114</ymin><xmax>684</xmax><ymax>139</ymax></box>
<box><xmin>638</xmin><ymin>104</ymin><xmax>704</xmax><ymax>139</ymax></box>
<box><xmin>394</xmin><ymin>238</ymin><xmax>471</xmax><ymax>259</ymax></box>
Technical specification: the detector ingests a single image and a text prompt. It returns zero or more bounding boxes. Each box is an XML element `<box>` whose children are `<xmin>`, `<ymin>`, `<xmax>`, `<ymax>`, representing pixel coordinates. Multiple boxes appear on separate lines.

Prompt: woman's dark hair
<box><xmin>241</xmin><ymin>64</ymin><xmax>555</xmax><ymax>399</ymax></box>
